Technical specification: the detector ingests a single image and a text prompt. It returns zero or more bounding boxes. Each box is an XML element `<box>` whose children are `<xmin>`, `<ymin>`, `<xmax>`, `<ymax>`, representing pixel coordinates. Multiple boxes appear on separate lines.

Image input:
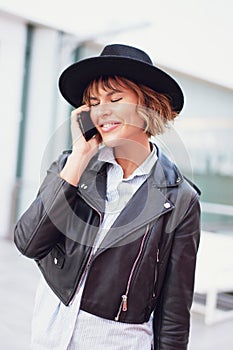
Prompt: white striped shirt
<box><xmin>31</xmin><ymin>145</ymin><xmax>157</xmax><ymax>350</ymax></box>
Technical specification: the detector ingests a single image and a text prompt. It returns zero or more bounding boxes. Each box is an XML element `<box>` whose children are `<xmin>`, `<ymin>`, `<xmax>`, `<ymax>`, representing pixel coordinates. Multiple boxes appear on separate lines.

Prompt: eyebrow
<box><xmin>89</xmin><ymin>90</ymin><xmax>123</xmax><ymax>100</ymax></box>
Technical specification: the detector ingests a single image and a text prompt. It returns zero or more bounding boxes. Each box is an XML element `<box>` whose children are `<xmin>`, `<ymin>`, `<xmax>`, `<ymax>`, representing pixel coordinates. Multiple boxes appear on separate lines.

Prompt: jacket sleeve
<box><xmin>14</xmin><ymin>152</ymin><xmax>78</xmax><ymax>259</ymax></box>
<box><xmin>153</xmin><ymin>191</ymin><xmax>201</xmax><ymax>350</ymax></box>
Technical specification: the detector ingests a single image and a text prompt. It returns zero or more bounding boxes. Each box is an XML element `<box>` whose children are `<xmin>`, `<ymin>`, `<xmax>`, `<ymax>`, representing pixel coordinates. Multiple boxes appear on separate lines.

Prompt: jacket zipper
<box><xmin>69</xmin><ymin>195</ymin><xmax>102</xmax><ymax>305</ymax></box>
<box><xmin>153</xmin><ymin>248</ymin><xmax>160</xmax><ymax>298</ymax></box>
<box><xmin>115</xmin><ymin>224</ymin><xmax>150</xmax><ymax>321</ymax></box>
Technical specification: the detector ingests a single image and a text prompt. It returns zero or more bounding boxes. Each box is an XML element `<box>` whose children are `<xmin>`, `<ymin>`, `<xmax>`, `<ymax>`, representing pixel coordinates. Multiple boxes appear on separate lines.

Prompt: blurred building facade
<box><xmin>0</xmin><ymin>7</ymin><xmax>233</xmax><ymax>239</ymax></box>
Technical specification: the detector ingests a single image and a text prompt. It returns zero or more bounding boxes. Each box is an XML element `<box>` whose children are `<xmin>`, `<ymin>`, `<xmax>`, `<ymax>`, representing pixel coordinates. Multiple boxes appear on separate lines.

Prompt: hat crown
<box><xmin>100</xmin><ymin>44</ymin><xmax>153</xmax><ymax>65</ymax></box>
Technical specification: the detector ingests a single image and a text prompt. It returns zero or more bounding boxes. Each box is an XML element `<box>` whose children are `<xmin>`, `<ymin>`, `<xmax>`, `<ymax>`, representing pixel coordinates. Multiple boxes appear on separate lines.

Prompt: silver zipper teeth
<box><xmin>115</xmin><ymin>224</ymin><xmax>150</xmax><ymax>321</ymax></box>
<box><xmin>153</xmin><ymin>248</ymin><xmax>160</xmax><ymax>298</ymax></box>
<box><xmin>69</xmin><ymin>195</ymin><xmax>102</xmax><ymax>305</ymax></box>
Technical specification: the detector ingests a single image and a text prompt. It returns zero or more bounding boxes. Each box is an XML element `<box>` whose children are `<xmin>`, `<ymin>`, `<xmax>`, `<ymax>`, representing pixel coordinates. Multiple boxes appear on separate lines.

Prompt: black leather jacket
<box><xmin>14</xmin><ymin>146</ymin><xmax>201</xmax><ymax>350</ymax></box>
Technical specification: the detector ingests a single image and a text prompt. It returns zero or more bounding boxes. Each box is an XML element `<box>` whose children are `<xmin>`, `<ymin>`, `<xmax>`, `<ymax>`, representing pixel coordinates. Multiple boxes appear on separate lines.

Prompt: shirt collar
<box><xmin>98</xmin><ymin>144</ymin><xmax>157</xmax><ymax>179</ymax></box>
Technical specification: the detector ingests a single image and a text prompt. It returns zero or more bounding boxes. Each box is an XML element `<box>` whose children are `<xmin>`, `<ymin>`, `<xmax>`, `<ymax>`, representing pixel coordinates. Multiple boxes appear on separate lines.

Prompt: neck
<box><xmin>114</xmin><ymin>139</ymin><xmax>151</xmax><ymax>178</ymax></box>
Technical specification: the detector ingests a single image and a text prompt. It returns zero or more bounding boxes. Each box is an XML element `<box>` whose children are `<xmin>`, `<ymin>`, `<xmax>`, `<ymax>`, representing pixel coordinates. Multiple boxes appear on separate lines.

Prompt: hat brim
<box><xmin>58</xmin><ymin>56</ymin><xmax>184</xmax><ymax>112</ymax></box>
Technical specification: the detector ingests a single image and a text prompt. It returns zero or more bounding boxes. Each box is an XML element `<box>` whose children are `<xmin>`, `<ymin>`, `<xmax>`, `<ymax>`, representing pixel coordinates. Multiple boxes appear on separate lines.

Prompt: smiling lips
<box><xmin>100</xmin><ymin>121</ymin><xmax>121</xmax><ymax>132</ymax></box>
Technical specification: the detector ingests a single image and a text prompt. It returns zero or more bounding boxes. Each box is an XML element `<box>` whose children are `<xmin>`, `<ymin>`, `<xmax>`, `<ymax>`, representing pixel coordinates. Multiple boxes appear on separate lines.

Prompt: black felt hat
<box><xmin>59</xmin><ymin>43</ymin><xmax>184</xmax><ymax>112</ymax></box>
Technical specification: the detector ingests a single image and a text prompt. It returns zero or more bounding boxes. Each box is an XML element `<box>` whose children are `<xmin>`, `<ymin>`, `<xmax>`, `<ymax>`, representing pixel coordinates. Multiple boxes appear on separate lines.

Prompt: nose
<box><xmin>93</xmin><ymin>102</ymin><xmax>112</xmax><ymax>120</ymax></box>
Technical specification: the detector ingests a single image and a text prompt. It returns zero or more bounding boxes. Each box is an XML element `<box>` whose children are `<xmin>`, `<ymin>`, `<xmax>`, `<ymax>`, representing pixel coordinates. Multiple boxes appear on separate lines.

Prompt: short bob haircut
<box><xmin>82</xmin><ymin>75</ymin><xmax>178</xmax><ymax>136</ymax></box>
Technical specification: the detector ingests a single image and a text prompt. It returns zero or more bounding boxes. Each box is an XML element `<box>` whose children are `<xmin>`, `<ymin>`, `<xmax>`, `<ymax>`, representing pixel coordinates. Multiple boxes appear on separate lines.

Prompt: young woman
<box><xmin>14</xmin><ymin>44</ymin><xmax>201</xmax><ymax>350</ymax></box>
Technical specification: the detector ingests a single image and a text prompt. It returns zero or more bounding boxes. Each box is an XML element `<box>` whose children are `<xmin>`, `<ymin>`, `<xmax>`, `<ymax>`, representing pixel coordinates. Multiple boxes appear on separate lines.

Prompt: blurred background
<box><xmin>0</xmin><ymin>0</ymin><xmax>233</xmax><ymax>349</ymax></box>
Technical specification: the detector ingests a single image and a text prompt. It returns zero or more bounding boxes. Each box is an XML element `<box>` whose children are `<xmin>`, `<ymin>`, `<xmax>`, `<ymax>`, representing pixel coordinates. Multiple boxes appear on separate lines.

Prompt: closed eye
<box><xmin>89</xmin><ymin>97</ymin><xmax>100</xmax><ymax>107</ymax></box>
<box><xmin>111</xmin><ymin>98</ymin><xmax>122</xmax><ymax>103</ymax></box>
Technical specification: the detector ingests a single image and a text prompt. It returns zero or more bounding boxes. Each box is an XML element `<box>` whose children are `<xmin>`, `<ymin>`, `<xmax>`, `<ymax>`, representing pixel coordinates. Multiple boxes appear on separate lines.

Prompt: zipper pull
<box><xmin>122</xmin><ymin>294</ymin><xmax>128</xmax><ymax>311</ymax></box>
<box><xmin>115</xmin><ymin>295</ymin><xmax>128</xmax><ymax>321</ymax></box>
<box><xmin>157</xmin><ymin>248</ymin><xmax>160</xmax><ymax>262</ymax></box>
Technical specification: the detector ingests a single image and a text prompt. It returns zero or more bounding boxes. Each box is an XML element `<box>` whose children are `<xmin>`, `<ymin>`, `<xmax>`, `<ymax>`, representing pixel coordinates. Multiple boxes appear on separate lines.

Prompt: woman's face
<box><xmin>88</xmin><ymin>81</ymin><xmax>148</xmax><ymax>148</ymax></box>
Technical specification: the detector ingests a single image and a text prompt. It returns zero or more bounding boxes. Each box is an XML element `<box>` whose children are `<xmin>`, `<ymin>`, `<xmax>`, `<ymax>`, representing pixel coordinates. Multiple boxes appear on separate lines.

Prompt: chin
<box><xmin>102</xmin><ymin>136</ymin><xmax>123</xmax><ymax>148</ymax></box>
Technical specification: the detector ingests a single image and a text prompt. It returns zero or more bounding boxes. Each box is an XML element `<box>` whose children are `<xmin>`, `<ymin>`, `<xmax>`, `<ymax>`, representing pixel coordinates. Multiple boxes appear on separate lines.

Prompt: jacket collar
<box><xmin>151</xmin><ymin>146</ymin><xmax>183</xmax><ymax>188</ymax></box>
<box><xmin>96</xmin><ymin>176</ymin><xmax>175</xmax><ymax>251</ymax></box>
<box><xmin>79</xmin><ymin>143</ymin><xmax>183</xmax><ymax>189</ymax></box>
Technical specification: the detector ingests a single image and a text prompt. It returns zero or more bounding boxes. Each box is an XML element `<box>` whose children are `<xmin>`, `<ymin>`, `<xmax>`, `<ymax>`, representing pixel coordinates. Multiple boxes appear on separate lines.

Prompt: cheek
<box><xmin>90</xmin><ymin>110</ymin><xmax>98</xmax><ymax>125</ymax></box>
<box><xmin>119</xmin><ymin>104</ymin><xmax>139</xmax><ymax>122</ymax></box>
<box><xmin>127</xmin><ymin>110</ymin><xmax>145</xmax><ymax>129</ymax></box>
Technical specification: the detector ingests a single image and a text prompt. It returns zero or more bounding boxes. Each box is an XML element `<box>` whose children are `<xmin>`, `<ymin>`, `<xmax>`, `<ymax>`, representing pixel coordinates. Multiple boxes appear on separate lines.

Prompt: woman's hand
<box><xmin>70</xmin><ymin>105</ymin><xmax>100</xmax><ymax>155</ymax></box>
<box><xmin>60</xmin><ymin>105</ymin><xmax>101</xmax><ymax>186</ymax></box>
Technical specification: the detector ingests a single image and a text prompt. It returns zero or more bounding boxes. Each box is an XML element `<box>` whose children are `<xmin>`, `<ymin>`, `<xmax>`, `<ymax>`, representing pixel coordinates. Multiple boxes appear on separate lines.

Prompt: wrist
<box><xmin>60</xmin><ymin>152</ymin><xmax>90</xmax><ymax>186</ymax></box>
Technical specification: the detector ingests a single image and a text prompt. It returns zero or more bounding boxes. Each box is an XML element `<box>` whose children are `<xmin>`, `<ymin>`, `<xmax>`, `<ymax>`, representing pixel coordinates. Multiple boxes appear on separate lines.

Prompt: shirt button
<box><xmin>164</xmin><ymin>202</ymin><xmax>171</xmax><ymax>209</ymax></box>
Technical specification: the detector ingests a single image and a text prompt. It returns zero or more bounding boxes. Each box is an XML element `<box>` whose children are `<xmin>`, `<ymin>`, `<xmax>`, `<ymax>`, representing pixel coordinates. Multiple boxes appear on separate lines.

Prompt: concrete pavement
<box><xmin>0</xmin><ymin>238</ymin><xmax>232</xmax><ymax>349</ymax></box>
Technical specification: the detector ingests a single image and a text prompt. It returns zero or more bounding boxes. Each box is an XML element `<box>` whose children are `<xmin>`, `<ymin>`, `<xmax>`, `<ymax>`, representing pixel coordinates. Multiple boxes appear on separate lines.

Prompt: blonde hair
<box><xmin>82</xmin><ymin>75</ymin><xmax>178</xmax><ymax>136</ymax></box>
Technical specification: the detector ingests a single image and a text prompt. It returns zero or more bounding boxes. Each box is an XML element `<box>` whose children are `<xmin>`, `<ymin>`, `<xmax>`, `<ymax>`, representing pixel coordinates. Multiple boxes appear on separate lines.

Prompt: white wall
<box><xmin>175</xmin><ymin>75</ymin><xmax>233</xmax><ymax>176</ymax></box>
<box><xmin>0</xmin><ymin>0</ymin><xmax>233</xmax><ymax>89</ymax></box>
<box><xmin>17</xmin><ymin>28</ymin><xmax>73</xmax><ymax>218</ymax></box>
<box><xmin>0</xmin><ymin>12</ymin><xmax>82</xmax><ymax>238</ymax></box>
<box><xmin>0</xmin><ymin>13</ymin><xmax>27</xmax><ymax>238</ymax></box>
<box><xmin>156</xmin><ymin>70</ymin><xmax>233</xmax><ymax>177</ymax></box>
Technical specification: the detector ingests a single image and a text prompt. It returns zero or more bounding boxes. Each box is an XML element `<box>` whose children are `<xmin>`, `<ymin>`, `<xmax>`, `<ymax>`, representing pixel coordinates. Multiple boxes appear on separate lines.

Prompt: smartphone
<box><xmin>77</xmin><ymin>111</ymin><xmax>98</xmax><ymax>141</ymax></box>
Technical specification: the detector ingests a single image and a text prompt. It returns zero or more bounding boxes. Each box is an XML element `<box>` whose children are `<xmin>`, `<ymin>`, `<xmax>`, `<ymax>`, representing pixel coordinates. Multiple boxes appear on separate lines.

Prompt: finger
<box><xmin>88</xmin><ymin>133</ymin><xmax>102</xmax><ymax>146</ymax></box>
<box><xmin>71</xmin><ymin>105</ymin><xmax>90</xmax><ymax>118</ymax></box>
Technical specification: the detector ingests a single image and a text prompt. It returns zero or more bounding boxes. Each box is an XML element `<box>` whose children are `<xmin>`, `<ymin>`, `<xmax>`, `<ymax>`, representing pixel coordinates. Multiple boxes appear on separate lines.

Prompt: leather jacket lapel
<box><xmin>96</xmin><ymin>176</ymin><xmax>174</xmax><ymax>252</ymax></box>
